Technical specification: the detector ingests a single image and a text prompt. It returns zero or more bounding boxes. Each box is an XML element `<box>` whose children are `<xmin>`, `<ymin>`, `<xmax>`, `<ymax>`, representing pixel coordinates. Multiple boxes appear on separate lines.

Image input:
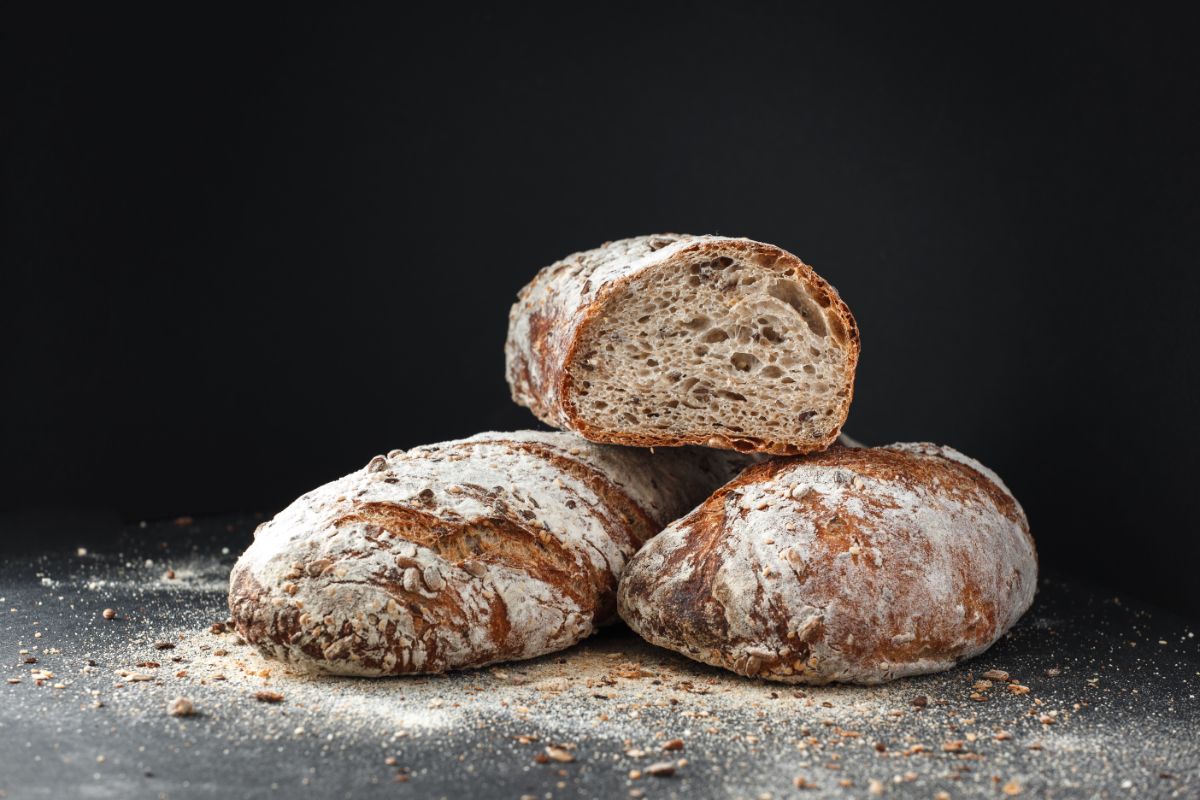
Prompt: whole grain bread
<box><xmin>616</xmin><ymin>443</ymin><xmax>1036</xmax><ymax>684</ymax></box>
<box><xmin>229</xmin><ymin>431</ymin><xmax>747</xmax><ymax>676</ymax></box>
<box><xmin>505</xmin><ymin>234</ymin><xmax>860</xmax><ymax>455</ymax></box>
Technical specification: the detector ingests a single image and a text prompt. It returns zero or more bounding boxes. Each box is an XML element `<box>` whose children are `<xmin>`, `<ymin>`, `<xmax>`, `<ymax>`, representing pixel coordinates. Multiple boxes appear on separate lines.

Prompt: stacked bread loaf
<box><xmin>231</xmin><ymin>234</ymin><xmax>1035</xmax><ymax>683</ymax></box>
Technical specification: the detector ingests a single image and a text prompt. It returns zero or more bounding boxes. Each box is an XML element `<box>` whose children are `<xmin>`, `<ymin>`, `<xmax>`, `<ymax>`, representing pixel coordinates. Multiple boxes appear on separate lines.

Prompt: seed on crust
<box><xmin>422</xmin><ymin>565</ymin><xmax>445</xmax><ymax>592</ymax></box>
<box><xmin>402</xmin><ymin>567</ymin><xmax>423</xmax><ymax>594</ymax></box>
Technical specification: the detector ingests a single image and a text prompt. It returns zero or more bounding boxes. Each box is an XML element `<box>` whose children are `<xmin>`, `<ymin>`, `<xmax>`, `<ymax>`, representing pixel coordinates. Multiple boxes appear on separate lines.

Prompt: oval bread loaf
<box><xmin>229</xmin><ymin>431</ymin><xmax>748</xmax><ymax>676</ymax></box>
<box><xmin>505</xmin><ymin>234</ymin><xmax>860</xmax><ymax>455</ymax></box>
<box><xmin>617</xmin><ymin>443</ymin><xmax>1036</xmax><ymax>684</ymax></box>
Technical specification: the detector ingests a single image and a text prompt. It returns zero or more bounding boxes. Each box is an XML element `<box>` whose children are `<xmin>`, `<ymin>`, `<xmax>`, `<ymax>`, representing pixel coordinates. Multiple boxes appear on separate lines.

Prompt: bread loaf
<box><xmin>617</xmin><ymin>443</ymin><xmax>1036</xmax><ymax>684</ymax></box>
<box><xmin>229</xmin><ymin>431</ymin><xmax>747</xmax><ymax>676</ymax></box>
<box><xmin>505</xmin><ymin>234</ymin><xmax>860</xmax><ymax>455</ymax></box>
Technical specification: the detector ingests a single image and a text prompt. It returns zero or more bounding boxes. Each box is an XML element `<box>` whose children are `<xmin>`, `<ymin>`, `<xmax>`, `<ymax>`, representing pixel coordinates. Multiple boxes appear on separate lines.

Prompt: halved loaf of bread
<box><xmin>228</xmin><ymin>431</ymin><xmax>748</xmax><ymax>676</ymax></box>
<box><xmin>506</xmin><ymin>235</ymin><xmax>860</xmax><ymax>455</ymax></box>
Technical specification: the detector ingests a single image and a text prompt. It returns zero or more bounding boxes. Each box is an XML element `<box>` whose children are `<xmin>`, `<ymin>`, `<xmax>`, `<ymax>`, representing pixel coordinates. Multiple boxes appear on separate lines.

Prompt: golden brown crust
<box><xmin>505</xmin><ymin>235</ymin><xmax>860</xmax><ymax>455</ymax></box>
<box><xmin>229</xmin><ymin>431</ymin><xmax>748</xmax><ymax>676</ymax></box>
<box><xmin>617</xmin><ymin>443</ymin><xmax>1036</xmax><ymax>684</ymax></box>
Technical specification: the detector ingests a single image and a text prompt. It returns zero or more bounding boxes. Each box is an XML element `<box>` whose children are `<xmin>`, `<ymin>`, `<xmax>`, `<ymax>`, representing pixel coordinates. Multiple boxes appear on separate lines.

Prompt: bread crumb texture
<box><xmin>506</xmin><ymin>235</ymin><xmax>860</xmax><ymax>454</ymax></box>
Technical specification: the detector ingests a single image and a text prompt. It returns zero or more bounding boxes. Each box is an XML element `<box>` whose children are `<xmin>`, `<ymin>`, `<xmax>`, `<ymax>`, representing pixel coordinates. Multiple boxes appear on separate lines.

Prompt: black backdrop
<box><xmin>4</xmin><ymin>6</ymin><xmax>1199</xmax><ymax>616</ymax></box>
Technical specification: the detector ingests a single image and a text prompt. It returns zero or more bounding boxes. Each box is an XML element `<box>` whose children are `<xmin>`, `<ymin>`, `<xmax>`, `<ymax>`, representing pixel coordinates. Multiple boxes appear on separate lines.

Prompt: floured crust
<box><xmin>616</xmin><ymin>443</ymin><xmax>1037</xmax><ymax>684</ymax></box>
<box><xmin>505</xmin><ymin>234</ymin><xmax>860</xmax><ymax>455</ymax></box>
<box><xmin>229</xmin><ymin>431</ymin><xmax>748</xmax><ymax>676</ymax></box>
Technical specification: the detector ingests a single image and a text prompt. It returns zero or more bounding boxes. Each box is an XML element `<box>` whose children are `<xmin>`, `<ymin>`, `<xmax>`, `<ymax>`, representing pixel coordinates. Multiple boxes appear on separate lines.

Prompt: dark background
<box><xmin>4</xmin><ymin>6</ymin><xmax>1198</xmax><ymax>616</ymax></box>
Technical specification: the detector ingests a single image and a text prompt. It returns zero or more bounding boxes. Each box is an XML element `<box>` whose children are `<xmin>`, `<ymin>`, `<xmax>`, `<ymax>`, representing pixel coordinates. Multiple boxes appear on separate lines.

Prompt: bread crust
<box><xmin>228</xmin><ymin>431</ymin><xmax>747</xmax><ymax>676</ymax></box>
<box><xmin>505</xmin><ymin>235</ymin><xmax>860</xmax><ymax>455</ymax></box>
<box><xmin>616</xmin><ymin>443</ymin><xmax>1037</xmax><ymax>684</ymax></box>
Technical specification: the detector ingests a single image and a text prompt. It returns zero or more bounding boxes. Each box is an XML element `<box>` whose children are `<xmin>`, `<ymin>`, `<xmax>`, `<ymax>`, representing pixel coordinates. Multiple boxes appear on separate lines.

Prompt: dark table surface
<box><xmin>0</xmin><ymin>514</ymin><xmax>1197</xmax><ymax>800</ymax></box>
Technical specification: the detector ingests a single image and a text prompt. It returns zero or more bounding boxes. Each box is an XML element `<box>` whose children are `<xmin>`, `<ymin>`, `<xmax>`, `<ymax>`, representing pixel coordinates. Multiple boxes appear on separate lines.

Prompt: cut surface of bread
<box><xmin>506</xmin><ymin>234</ymin><xmax>859</xmax><ymax>455</ymax></box>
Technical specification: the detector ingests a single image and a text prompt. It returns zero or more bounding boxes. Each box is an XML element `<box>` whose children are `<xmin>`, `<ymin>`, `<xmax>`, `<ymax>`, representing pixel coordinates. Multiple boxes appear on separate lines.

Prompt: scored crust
<box><xmin>229</xmin><ymin>431</ymin><xmax>747</xmax><ymax>676</ymax></box>
<box><xmin>616</xmin><ymin>443</ymin><xmax>1037</xmax><ymax>684</ymax></box>
<box><xmin>505</xmin><ymin>234</ymin><xmax>860</xmax><ymax>455</ymax></box>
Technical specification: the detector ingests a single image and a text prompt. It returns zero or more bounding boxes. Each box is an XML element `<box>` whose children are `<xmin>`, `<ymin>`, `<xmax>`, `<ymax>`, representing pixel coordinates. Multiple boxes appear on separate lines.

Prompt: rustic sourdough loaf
<box><xmin>506</xmin><ymin>234</ymin><xmax>860</xmax><ymax>455</ymax></box>
<box><xmin>229</xmin><ymin>431</ymin><xmax>747</xmax><ymax>676</ymax></box>
<box><xmin>617</xmin><ymin>443</ymin><xmax>1036</xmax><ymax>684</ymax></box>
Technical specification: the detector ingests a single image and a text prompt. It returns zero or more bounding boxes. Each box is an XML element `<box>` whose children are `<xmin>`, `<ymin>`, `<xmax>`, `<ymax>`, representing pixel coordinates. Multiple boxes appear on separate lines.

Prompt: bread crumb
<box><xmin>166</xmin><ymin>696</ymin><xmax>195</xmax><ymax>717</ymax></box>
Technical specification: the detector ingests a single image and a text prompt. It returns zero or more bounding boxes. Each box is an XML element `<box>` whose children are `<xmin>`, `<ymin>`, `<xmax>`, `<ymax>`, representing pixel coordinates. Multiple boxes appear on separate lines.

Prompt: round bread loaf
<box><xmin>505</xmin><ymin>234</ymin><xmax>860</xmax><ymax>455</ymax></box>
<box><xmin>229</xmin><ymin>431</ymin><xmax>746</xmax><ymax>676</ymax></box>
<box><xmin>617</xmin><ymin>443</ymin><xmax>1036</xmax><ymax>684</ymax></box>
